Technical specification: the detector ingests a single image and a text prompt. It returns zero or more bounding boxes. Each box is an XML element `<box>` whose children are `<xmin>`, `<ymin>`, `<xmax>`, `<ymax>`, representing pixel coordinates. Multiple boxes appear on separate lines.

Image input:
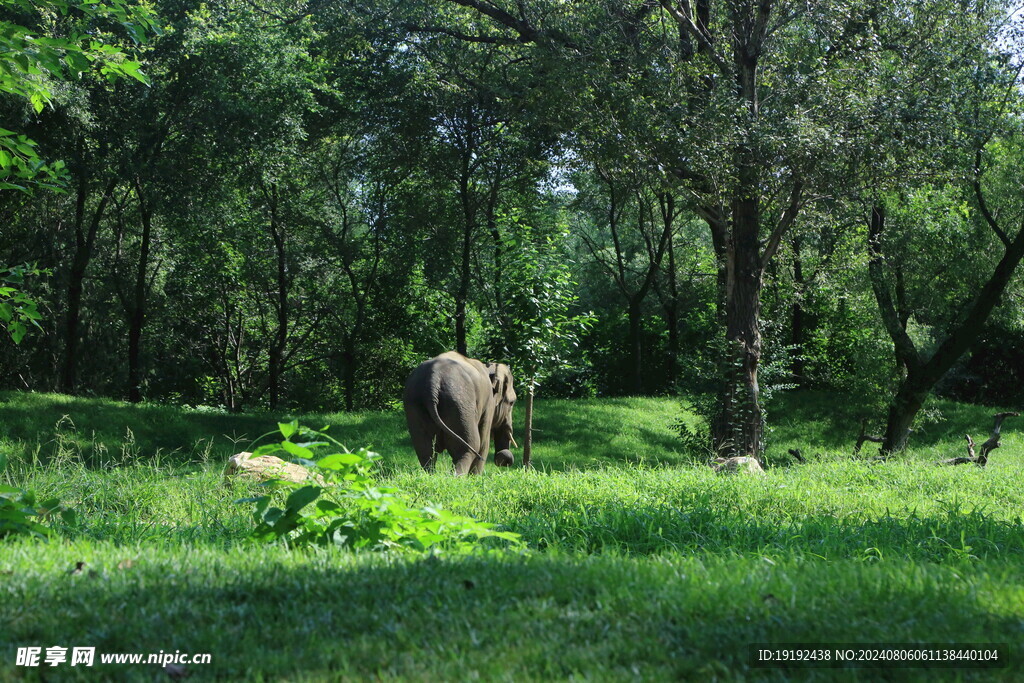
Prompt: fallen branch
<box><xmin>854</xmin><ymin>419</ymin><xmax>884</xmax><ymax>455</ymax></box>
<box><xmin>976</xmin><ymin>412</ymin><xmax>1018</xmax><ymax>464</ymax></box>
<box><xmin>939</xmin><ymin>412</ymin><xmax>1018</xmax><ymax>467</ymax></box>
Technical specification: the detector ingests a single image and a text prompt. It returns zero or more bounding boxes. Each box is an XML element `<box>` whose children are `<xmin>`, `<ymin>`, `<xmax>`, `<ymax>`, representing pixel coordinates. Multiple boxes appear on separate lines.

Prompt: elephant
<box><xmin>403</xmin><ymin>351</ymin><xmax>517</xmax><ymax>475</ymax></box>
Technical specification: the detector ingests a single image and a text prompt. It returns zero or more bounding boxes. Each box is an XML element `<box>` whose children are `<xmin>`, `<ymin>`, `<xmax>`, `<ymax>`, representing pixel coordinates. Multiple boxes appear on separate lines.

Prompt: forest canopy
<box><xmin>2</xmin><ymin>0</ymin><xmax>1023</xmax><ymax>457</ymax></box>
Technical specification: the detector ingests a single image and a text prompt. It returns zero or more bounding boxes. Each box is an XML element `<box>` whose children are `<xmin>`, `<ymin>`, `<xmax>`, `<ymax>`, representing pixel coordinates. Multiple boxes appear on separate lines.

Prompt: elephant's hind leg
<box><xmin>443</xmin><ymin>432</ymin><xmax>480</xmax><ymax>476</ymax></box>
<box><xmin>469</xmin><ymin>409</ymin><xmax>493</xmax><ymax>475</ymax></box>
<box><xmin>410</xmin><ymin>428</ymin><xmax>437</xmax><ymax>471</ymax></box>
<box><xmin>450</xmin><ymin>449</ymin><xmax>477</xmax><ymax>476</ymax></box>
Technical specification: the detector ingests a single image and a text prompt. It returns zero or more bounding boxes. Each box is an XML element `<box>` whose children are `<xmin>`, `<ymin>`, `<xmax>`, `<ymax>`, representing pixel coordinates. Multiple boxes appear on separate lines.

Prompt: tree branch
<box><xmin>973</xmin><ymin>149</ymin><xmax>1011</xmax><ymax>247</ymax></box>
<box><xmin>658</xmin><ymin>0</ymin><xmax>728</xmax><ymax>74</ymax></box>
<box><xmin>760</xmin><ymin>179</ymin><xmax>803</xmax><ymax>266</ymax></box>
<box><xmin>446</xmin><ymin>0</ymin><xmax>540</xmax><ymax>43</ymax></box>
<box><xmin>867</xmin><ymin>204</ymin><xmax>920</xmax><ymax>371</ymax></box>
<box><xmin>404</xmin><ymin>22</ymin><xmax>522</xmax><ymax>45</ymax></box>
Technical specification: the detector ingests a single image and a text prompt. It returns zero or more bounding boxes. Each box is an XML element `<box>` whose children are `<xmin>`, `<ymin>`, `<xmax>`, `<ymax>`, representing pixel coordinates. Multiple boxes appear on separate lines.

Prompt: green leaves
<box><xmin>0</xmin><ymin>482</ymin><xmax>76</xmax><ymax>540</ymax></box>
<box><xmin>1</xmin><ymin>264</ymin><xmax>49</xmax><ymax>345</ymax></box>
<box><xmin>238</xmin><ymin>423</ymin><xmax>523</xmax><ymax>553</ymax></box>
<box><xmin>0</xmin><ymin>0</ymin><xmax>156</xmax><ymax>192</ymax></box>
<box><xmin>493</xmin><ymin>222</ymin><xmax>595</xmax><ymax>390</ymax></box>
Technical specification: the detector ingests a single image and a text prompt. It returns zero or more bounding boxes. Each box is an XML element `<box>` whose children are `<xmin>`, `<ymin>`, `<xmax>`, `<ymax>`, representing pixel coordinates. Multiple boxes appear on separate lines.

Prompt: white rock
<box><xmin>223</xmin><ymin>452</ymin><xmax>324</xmax><ymax>485</ymax></box>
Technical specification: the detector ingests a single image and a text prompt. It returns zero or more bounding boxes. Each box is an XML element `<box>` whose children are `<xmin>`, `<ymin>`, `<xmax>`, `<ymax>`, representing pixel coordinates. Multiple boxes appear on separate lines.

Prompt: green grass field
<box><xmin>1</xmin><ymin>390</ymin><xmax>1022</xmax><ymax>680</ymax></box>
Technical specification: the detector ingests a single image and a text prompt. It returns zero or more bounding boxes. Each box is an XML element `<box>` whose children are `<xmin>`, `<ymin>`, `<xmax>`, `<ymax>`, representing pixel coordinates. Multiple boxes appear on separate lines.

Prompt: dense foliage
<box><xmin>239</xmin><ymin>421</ymin><xmax>522</xmax><ymax>551</ymax></box>
<box><xmin>2</xmin><ymin>0</ymin><xmax>1022</xmax><ymax>454</ymax></box>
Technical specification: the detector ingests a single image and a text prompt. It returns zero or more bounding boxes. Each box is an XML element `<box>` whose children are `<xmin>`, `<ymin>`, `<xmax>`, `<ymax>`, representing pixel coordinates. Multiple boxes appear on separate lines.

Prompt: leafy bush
<box><xmin>0</xmin><ymin>264</ymin><xmax>46</xmax><ymax>344</ymax></box>
<box><xmin>0</xmin><ymin>454</ymin><xmax>76</xmax><ymax>539</ymax></box>
<box><xmin>238</xmin><ymin>422</ymin><xmax>522</xmax><ymax>553</ymax></box>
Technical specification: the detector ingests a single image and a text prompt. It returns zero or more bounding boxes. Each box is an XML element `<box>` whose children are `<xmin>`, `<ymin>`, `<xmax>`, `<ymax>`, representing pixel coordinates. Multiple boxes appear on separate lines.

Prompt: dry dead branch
<box><xmin>854</xmin><ymin>418</ymin><xmax>885</xmax><ymax>455</ymax></box>
<box><xmin>939</xmin><ymin>412</ymin><xmax>1018</xmax><ymax>467</ymax></box>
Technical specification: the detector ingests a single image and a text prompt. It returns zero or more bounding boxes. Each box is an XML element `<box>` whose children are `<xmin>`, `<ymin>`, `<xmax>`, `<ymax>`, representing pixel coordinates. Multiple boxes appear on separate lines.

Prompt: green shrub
<box><xmin>238</xmin><ymin>421</ymin><xmax>522</xmax><ymax>553</ymax></box>
<box><xmin>0</xmin><ymin>452</ymin><xmax>75</xmax><ymax>539</ymax></box>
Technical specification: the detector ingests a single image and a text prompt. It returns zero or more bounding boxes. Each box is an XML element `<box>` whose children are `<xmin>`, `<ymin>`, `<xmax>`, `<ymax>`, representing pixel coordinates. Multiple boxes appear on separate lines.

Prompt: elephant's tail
<box><xmin>426</xmin><ymin>401</ymin><xmax>482</xmax><ymax>459</ymax></box>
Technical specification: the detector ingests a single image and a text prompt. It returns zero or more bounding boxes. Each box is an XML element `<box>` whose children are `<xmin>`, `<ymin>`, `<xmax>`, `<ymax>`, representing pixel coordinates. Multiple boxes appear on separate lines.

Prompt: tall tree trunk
<box><xmin>488</xmin><ymin>190</ymin><xmax>504</xmax><ymax>316</ymax></box>
<box><xmin>882</xmin><ymin>375</ymin><xmax>928</xmax><ymax>452</ymax></box>
<box><xmin>712</xmin><ymin>188</ymin><xmax>765</xmax><ymax>459</ymax></box>
<box><xmin>456</xmin><ymin>165</ymin><xmax>473</xmax><ymax>356</ymax></box>
<box><xmin>127</xmin><ymin>179</ymin><xmax>153</xmax><ymax>403</ymax></box>
<box><xmin>709</xmin><ymin>8</ymin><xmax>775</xmax><ymax>460</ymax></box>
<box><xmin>627</xmin><ymin>298</ymin><xmax>643</xmax><ymax>394</ymax></box>
<box><xmin>268</xmin><ymin>187</ymin><xmax>287</xmax><ymax>410</ymax></box>
<box><xmin>455</xmin><ymin>232</ymin><xmax>470</xmax><ymax>356</ymax></box>
<box><xmin>60</xmin><ymin>170</ymin><xmax>117</xmax><ymax>394</ymax></box>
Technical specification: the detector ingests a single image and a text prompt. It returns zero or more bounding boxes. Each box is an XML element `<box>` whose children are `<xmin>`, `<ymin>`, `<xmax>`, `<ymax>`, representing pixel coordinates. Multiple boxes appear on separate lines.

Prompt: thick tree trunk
<box><xmin>707</xmin><ymin>5</ymin><xmax>774</xmax><ymax>459</ymax></box>
<box><xmin>712</xmin><ymin>175</ymin><xmax>765</xmax><ymax>460</ymax></box>
<box><xmin>127</xmin><ymin>180</ymin><xmax>153</xmax><ymax>403</ymax></box>
<box><xmin>882</xmin><ymin>376</ymin><xmax>928</xmax><ymax>453</ymax></box>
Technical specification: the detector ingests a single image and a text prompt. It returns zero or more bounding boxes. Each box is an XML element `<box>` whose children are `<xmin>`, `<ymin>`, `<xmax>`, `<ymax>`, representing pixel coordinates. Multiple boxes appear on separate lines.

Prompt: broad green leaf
<box><xmin>285</xmin><ymin>485</ymin><xmax>321</xmax><ymax>512</ymax></box>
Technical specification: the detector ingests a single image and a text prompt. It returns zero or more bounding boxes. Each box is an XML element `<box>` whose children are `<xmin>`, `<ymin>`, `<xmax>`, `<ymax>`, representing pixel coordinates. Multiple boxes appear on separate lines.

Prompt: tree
<box><xmin>486</xmin><ymin>219</ymin><xmax>593</xmax><ymax>468</ymax></box>
<box><xmin>575</xmin><ymin>166</ymin><xmax>677</xmax><ymax>395</ymax></box>
<box><xmin>415</xmin><ymin>0</ymin><xmax>1006</xmax><ymax>460</ymax></box>
<box><xmin>1</xmin><ymin>0</ymin><xmax>152</xmax><ymax>388</ymax></box>
<box><xmin>859</xmin><ymin>4</ymin><xmax>1024</xmax><ymax>453</ymax></box>
<box><xmin>869</xmin><ymin>136</ymin><xmax>1024</xmax><ymax>452</ymax></box>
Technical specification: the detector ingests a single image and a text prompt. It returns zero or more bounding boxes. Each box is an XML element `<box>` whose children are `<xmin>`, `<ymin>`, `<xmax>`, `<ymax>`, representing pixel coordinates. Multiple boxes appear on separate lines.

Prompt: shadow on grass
<box><xmin>0</xmin><ymin>392</ymin><xmax>695</xmax><ymax>473</ymax></box>
<box><xmin>0</xmin><ymin>391</ymin><xmax>407</xmax><ymax>470</ymax></box>
<box><xmin>0</xmin><ymin>548</ymin><xmax>1019</xmax><ymax>680</ymax></box>
<box><xmin>766</xmin><ymin>390</ymin><xmax>1021</xmax><ymax>455</ymax></box>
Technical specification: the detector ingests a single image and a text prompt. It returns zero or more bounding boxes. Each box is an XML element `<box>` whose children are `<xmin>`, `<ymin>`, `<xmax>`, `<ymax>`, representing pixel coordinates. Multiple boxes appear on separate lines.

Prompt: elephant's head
<box><xmin>487</xmin><ymin>362</ymin><xmax>517</xmax><ymax>463</ymax></box>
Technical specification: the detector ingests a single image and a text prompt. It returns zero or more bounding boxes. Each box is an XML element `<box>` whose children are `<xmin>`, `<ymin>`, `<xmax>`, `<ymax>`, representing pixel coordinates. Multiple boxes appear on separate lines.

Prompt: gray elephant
<box><xmin>403</xmin><ymin>351</ymin><xmax>517</xmax><ymax>475</ymax></box>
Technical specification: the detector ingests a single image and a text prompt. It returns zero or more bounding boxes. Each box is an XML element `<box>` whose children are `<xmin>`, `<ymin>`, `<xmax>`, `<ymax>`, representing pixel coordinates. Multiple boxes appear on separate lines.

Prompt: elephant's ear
<box><xmin>487</xmin><ymin>363</ymin><xmax>500</xmax><ymax>394</ymax></box>
<box><xmin>500</xmin><ymin>365</ymin><xmax>516</xmax><ymax>404</ymax></box>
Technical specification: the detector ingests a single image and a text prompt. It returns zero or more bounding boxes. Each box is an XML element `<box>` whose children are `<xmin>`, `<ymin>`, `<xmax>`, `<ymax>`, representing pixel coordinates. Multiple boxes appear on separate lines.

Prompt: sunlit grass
<box><xmin>2</xmin><ymin>390</ymin><xmax>1022</xmax><ymax>679</ymax></box>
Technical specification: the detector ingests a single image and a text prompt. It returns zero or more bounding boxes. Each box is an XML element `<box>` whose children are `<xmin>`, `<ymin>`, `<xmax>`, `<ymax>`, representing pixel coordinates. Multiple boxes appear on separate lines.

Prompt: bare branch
<box><xmin>854</xmin><ymin>418</ymin><xmax>884</xmax><ymax>456</ymax></box>
<box><xmin>940</xmin><ymin>413</ymin><xmax>1018</xmax><ymax>466</ymax></box>
<box><xmin>866</xmin><ymin>205</ymin><xmax>920</xmax><ymax>371</ymax></box>
<box><xmin>760</xmin><ymin>179</ymin><xmax>803</xmax><ymax>266</ymax></box>
<box><xmin>973</xmin><ymin>150</ymin><xmax>1011</xmax><ymax>247</ymax></box>
<box><xmin>657</xmin><ymin>0</ymin><xmax>729</xmax><ymax>74</ymax></box>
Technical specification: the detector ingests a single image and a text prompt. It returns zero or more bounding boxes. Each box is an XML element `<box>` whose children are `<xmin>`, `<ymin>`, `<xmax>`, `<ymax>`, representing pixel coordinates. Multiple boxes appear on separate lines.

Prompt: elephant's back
<box><xmin>403</xmin><ymin>354</ymin><xmax>487</xmax><ymax>405</ymax></box>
